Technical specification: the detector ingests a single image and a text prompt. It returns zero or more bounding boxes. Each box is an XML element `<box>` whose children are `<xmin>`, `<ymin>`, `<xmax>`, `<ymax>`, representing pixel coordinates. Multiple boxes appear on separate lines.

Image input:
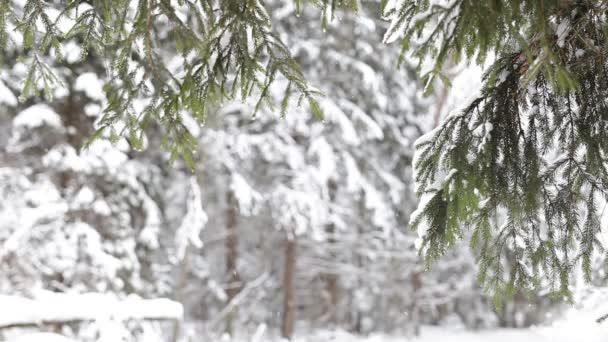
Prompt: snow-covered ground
<box><xmin>287</xmin><ymin>289</ymin><xmax>608</xmax><ymax>342</ymax></box>
<box><xmin>200</xmin><ymin>320</ymin><xmax>608</xmax><ymax>342</ymax></box>
<box><xmin>9</xmin><ymin>333</ymin><xmax>77</xmax><ymax>342</ymax></box>
<box><xmin>3</xmin><ymin>290</ymin><xmax>608</xmax><ymax>341</ymax></box>
<box><xmin>198</xmin><ymin>292</ymin><xmax>608</xmax><ymax>342</ymax></box>
<box><xmin>289</xmin><ymin>325</ymin><xmax>607</xmax><ymax>342</ymax></box>
<box><xmin>7</xmin><ymin>325</ymin><xmax>608</xmax><ymax>342</ymax></box>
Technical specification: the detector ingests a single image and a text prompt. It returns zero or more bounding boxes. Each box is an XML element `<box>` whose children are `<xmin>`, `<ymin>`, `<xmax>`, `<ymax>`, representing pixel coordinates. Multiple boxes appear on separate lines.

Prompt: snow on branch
<box><xmin>12</xmin><ymin>104</ymin><xmax>63</xmax><ymax>129</ymax></box>
<box><xmin>9</xmin><ymin>332</ymin><xmax>78</xmax><ymax>342</ymax></box>
<box><xmin>0</xmin><ymin>292</ymin><xmax>183</xmax><ymax>329</ymax></box>
<box><xmin>174</xmin><ymin>176</ymin><xmax>207</xmax><ymax>260</ymax></box>
<box><xmin>230</xmin><ymin>173</ymin><xmax>263</xmax><ymax>216</ymax></box>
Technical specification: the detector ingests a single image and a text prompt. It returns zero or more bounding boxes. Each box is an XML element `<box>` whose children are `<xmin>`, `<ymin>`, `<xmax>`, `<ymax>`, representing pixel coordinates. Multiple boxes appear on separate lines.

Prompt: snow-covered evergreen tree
<box><xmin>2</xmin><ymin>1</ymin><xmax>602</xmax><ymax>341</ymax></box>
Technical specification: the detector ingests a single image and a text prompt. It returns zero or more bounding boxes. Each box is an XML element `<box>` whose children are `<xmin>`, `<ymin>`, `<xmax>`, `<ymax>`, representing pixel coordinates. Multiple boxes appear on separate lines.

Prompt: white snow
<box><xmin>327</xmin><ymin>51</ymin><xmax>379</xmax><ymax>92</ymax></box>
<box><xmin>8</xmin><ymin>333</ymin><xmax>77</xmax><ymax>342</ymax></box>
<box><xmin>497</xmin><ymin>70</ymin><xmax>509</xmax><ymax>84</ymax></box>
<box><xmin>44</xmin><ymin>7</ymin><xmax>76</xmax><ymax>34</ymax></box>
<box><xmin>62</xmin><ymin>41</ymin><xmax>83</xmax><ymax>64</ymax></box>
<box><xmin>340</xmin><ymin>99</ymin><xmax>384</xmax><ymax>140</ymax></box>
<box><xmin>382</xmin><ymin>0</ymin><xmax>408</xmax><ymax>44</ymax></box>
<box><xmin>84</xmin><ymin>103</ymin><xmax>102</xmax><ymax>117</ymax></box>
<box><xmin>74</xmin><ymin>186</ymin><xmax>95</xmax><ymax>205</ymax></box>
<box><xmin>230</xmin><ymin>173</ymin><xmax>263</xmax><ymax>216</ymax></box>
<box><xmin>195</xmin><ymin>316</ymin><xmax>608</xmax><ymax>342</ymax></box>
<box><xmin>271</xmin><ymin>184</ymin><xmax>327</xmax><ymax>236</ymax></box>
<box><xmin>174</xmin><ymin>176</ymin><xmax>207</xmax><ymax>260</ymax></box>
<box><xmin>180</xmin><ymin>111</ymin><xmax>202</xmax><ymax>137</ymax></box>
<box><xmin>2</xmin><ymin>4</ymin><xmax>607</xmax><ymax>342</ymax></box>
<box><xmin>410</xmin><ymin>167</ymin><xmax>457</xmax><ymax>230</ymax></box>
<box><xmin>0</xmin><ymin>292</ymin><xmax>183</xmax><ymax>328</ymax></box>
<box><xmin>321</xmin><ymin>99</ymin><xmax>360</xmax><ymax>145</ymax></box>
<box><xmin>0</xmin><ymin>80</ymin><xmax>17</xmax><ymax>106</ymax></box>
<box><xmin>7</xmin><ymin>311</ymin><xmax>608</xmax><ymax>342</ymax></box>
<box><xmin>74</xmin><ymin>72</ymin><xmax>105</xmax><ymax>101</ymax></box>
<box><xmin>478</xmin><ymin>197</ymin><xmax>491</xmax><ymax>209</ymax></box>
<box><xmin>555</xmin><ymin>19</ymin><xmax>571</xmax><ymax>48</ymax></box>
<box><xmin>534</xmin><ymin>288</ymin><xmax>608</xmax><ymax>342</ymax></box>
<box><xmin>308</xmin><ymin>137</ymin><xmax>337</xmax><ymax>184</ymax></box>
<box><xmin>44</xmin><ymin>141</ymin><xmax>128</xmax><ymax>173</ymax></box>
<box><xmin>13</xmin><ymin>104</ymin><xmax>62</xmax><ymax>129</ymax></box>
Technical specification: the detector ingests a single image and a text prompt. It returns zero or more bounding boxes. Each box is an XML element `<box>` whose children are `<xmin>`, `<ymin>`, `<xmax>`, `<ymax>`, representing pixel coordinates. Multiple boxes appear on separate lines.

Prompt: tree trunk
<box><xmin>325</xmin><ymin>179</ymin><xmax>339</xmax><ymax>325</ymax></box>
<box><xmin>410</xmin><ymin>271</ymin><xmax>423</xmax><ymax>336</ymax></box>
<box><xmin>325</xmin><ymin>231</ymin><xmax>339</xmax><ymax>324</ymax></box>
<box><xmin>352</xmin><ymin>189</ymin><xmax>366</xmax><ymax>334</ymax></box>
<box><xmin>57</xmin><ymin>79</ymin><xmax>93</xmax><ymax>157</ymax></box>
<box><xmin>281</xmin><ymin>229</ymin><xmax>297</xmax><ymax>340</ymax></box>
<box><xmin>57</xmin><ymin>83</ymin><xmax>90</xmax><ymax>190</ymax></box>
<box><xmin>225</xmin><ymin>188</ymin><xmax>241</xmax><ymax>335</ymax></box>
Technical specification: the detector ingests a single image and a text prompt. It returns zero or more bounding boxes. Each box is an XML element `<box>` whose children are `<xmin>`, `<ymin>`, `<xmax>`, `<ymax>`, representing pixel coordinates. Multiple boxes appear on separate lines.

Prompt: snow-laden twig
<box><xmin>207</xmin><ymin>272</ymin><xmax>269</xmax><ymax>329</ymax></box>
<box><xmin>250</xmin><ymin>323</ymin><xmax>267</xmax><ymax>342</ymax></box>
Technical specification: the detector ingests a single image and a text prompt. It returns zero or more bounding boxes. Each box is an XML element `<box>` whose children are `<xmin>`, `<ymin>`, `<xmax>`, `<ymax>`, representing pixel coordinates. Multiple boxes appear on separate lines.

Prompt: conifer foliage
<box><xmin>2</xmin><ymin>0</ymin><xmax>325</xmax><ymax>167</ymax></box>
<box><xmin>405</xmin><ymin>0</ymin><xmax>608</xmax><ymax>300</ymax></box>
